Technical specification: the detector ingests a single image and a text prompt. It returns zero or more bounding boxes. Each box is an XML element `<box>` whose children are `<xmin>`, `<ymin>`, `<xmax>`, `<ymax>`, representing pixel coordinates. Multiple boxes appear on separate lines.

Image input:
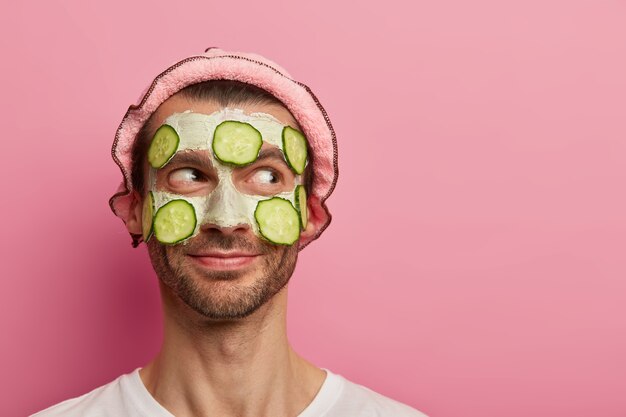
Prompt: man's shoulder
<box><xmin>30</xmin><ymin>370</ymin><xmax>135</xmax><ymax>417</ymax></box>
<box><xmin>330</xmin><ymin>371</ymin><xmax>429</xmax><ymax>417</ymax></box>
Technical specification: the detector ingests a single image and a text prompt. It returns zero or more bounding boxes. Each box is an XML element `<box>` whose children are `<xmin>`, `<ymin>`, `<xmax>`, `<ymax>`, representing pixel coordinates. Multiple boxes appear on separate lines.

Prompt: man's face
<box><xmin>142</xmin><ymin>95</ymin><xmax>302</xmax><ymax>320</ymax></box>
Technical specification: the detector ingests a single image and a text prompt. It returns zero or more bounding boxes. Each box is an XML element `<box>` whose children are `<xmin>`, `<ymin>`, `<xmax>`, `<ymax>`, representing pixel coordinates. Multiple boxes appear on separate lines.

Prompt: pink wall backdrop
<box><xmin>2</xmin><ymin>0</ymin><xmax>625</xmax><ymax>416</ymax></box>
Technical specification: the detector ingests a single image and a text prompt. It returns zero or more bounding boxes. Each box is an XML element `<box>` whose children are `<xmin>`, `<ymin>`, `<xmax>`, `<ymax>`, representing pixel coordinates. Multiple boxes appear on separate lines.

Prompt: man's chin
<box><xmin>173</xmin><ymin>274</ymin><xmax>282</xmax><ymax>321</ymax></box>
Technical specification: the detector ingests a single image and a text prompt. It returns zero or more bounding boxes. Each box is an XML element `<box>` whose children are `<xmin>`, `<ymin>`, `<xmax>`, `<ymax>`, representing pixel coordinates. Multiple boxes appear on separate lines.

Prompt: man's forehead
<box><xmin>152</xmin><ymin>94</ymin><xmax>300</xmax><ymax>132</ymax></box>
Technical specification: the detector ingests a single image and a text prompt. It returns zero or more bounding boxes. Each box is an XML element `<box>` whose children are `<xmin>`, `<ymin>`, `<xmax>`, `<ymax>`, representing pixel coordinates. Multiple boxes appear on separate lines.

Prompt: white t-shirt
<box><xmin>31</xmin><ymin>368</ymin><xmax>428</xmax><ymax>417</ymax></box>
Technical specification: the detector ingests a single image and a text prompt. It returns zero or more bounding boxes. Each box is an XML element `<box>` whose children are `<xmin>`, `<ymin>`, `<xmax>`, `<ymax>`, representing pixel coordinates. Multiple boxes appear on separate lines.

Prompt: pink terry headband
<box><xmin>109</xmin><ymin>47</ymin><xmax>338</xmax><ymax>250</ymax></box>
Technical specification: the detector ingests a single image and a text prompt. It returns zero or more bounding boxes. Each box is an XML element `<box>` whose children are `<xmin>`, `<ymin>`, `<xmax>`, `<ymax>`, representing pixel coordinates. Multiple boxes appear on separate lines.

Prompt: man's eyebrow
<box><xmin>254</xmin><ymin>147</ymin><xmax>287</xmax><ymax>164</ymax></box>
<box><xmin>166</xmin><ymin>151</ymin><xmax>212</xmax><ymax>167</ymax></box>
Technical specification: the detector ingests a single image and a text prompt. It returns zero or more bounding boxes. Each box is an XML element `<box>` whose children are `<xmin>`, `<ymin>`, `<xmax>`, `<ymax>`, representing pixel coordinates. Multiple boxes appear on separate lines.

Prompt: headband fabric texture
<box><xmin>109</xmin><ymin>47</ymin><xmax>338</xmax><ymax>250</ymax></box>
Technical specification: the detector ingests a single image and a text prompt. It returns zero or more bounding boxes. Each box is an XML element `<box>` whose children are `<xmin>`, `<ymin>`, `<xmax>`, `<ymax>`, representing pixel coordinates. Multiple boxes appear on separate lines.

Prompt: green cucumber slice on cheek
<box><xmin>295</xmin><ymin>185</ymin><xmax>308</xmax><ymax>231</ymax></box>
<box><xmin>148</xmin><ymin>124</ymin><xmax>180</xmax><ymax>168</ymax></box>
<box><xmin>153</xmin><ymin>199</ymin><xmax>197</xmax><ymax>244</ymax></box>
<box><xmin>254</xmin><ymin>197</ymin><xmax>301</xmax><ymax>245</ymax></box>
<box><xmin>282</xmin><ymin>126</ymin><xmax>308</xmax><ymax>174</ymax></box>
<box><xmin>213</xmin><ymin>120</ymin><xmax>263</xmax><ymax>165</ymax></box>
<box><xmin>142</xmin><ymin>191</ymin><xmax>155</xmax><ymax>241</ymax></box>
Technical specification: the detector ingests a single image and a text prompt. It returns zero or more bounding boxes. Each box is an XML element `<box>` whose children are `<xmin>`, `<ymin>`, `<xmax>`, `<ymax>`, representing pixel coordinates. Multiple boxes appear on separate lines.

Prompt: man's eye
<box><xmin>252</xmin><ymin>169</ymin><xmax>281</xmax><ymax>185</ymax></box>
<box><xmin>168</xmin><ymin>168</ymin><xmax>206</xmax><ymax>186</ymax></box>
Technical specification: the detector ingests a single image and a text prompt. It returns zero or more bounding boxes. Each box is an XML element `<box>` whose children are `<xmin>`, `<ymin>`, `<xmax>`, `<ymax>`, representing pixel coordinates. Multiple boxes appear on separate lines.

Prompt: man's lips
<box><xmin>188</xmin><ymin>251</ymin><xmax>261</xmax><ymax>270</ymax></box>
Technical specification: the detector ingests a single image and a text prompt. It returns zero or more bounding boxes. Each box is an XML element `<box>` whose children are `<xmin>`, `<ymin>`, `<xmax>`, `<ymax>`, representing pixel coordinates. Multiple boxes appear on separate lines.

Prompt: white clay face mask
<box><xmin>140</xmin><ymin>108</ymin><xmax>309</xmax><ymax>246</ymax></box>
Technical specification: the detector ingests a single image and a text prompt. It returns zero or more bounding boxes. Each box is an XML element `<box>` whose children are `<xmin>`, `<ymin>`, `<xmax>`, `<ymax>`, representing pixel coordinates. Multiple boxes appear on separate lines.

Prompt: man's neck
<box><xmin>139</xmin><ymin>283</ymin><xmax>326</xmax><ymax>417</ymax></box>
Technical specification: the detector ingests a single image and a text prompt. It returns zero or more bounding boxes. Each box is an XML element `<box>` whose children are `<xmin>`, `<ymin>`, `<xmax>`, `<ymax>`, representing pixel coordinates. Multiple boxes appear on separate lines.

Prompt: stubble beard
<box><xmin>146</xmin><ymin>231</ymin><xmax>298</xmax><ymax>321</ymax></box>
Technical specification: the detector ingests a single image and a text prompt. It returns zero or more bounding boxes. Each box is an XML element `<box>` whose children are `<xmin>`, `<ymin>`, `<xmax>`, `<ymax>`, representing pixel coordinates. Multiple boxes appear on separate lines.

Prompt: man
<box><xmin>32</xmin><ymin>47</ymin><xmax>427</xmax><ymax>417</ymax></box>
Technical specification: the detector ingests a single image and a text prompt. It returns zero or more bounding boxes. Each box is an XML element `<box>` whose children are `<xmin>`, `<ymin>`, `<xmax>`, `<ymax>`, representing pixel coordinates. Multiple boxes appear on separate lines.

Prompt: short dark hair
<box><xmin>130</xmin><ymin>79</ymin><xmax>314</xmax><ymax>196</ymax></box>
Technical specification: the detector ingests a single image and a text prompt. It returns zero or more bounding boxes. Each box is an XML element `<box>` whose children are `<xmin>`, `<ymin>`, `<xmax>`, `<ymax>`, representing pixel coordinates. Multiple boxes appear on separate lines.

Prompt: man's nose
<box><xmin>199</xmin><ymin>221</ymin><xmax>251</xmax><ymax>235</ymax></box>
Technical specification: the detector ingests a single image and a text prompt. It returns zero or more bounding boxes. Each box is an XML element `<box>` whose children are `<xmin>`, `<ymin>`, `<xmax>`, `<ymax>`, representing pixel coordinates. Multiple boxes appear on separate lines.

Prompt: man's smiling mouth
<box><xmin>187</xmin><ymin>251</ymin><xmax>261</xmax><ymax>270</ymax></box>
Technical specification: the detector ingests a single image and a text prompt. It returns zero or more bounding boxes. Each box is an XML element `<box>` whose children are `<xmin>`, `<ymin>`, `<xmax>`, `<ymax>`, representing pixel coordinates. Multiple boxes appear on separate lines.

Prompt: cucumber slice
<box><xmin>294</xmin><ymin>185</ymin><xmax>308</xmax><ymax>230</ymax></box>
<box><xmin>282</xmin><ymin>126</ymin><xmax>308</xmax><ymax>174</ymax></box>
<box><xmin>142</xmin><ymin>191</ymin><xmax>155</xmax><ymax>242</ymax></box>
<box><xmin>148</xmin><ymin>124</ymin><xmax>180</xmax><ymax>168</ymax></box>
<box><xmin>153</xmin><ymin>199</ymin><xmax>197</xmax><ymax>244</ymax></box>
<box><xmin>254</xmin><ymin>197</ymin><xmax>300</xmax><ymax>245</ymax></box>
<box><xmin>213</xmin><ymin>121</ymin><xmax>262</xmax><ymax>166</ymax></box>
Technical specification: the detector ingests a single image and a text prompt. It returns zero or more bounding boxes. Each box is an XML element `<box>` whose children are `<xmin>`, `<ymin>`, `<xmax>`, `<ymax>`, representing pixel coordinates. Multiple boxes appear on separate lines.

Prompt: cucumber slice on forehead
<box><xmin>282</xmin><ymin>126</ymin><xmax>308</xmax><ymax>174</ymax></box>
<box><xmin>213</xmin><ymin>120</ymin><xmax>263</xmax><ymax>166</ymax></box>
<box><xmin>295</xmin><ymin>185</ymin><xmax>308</xmax><ymax>231</ymax></box>
<box><xmin>148</xmin><ymin>124</ymin><xmax>180</xmax><ymax>168</ymax></box>
<box><xmin>254</xmin><ymin>197</ymin><xmax>301</xmax><ymax>245</ymax></box>
<box><xmin>142</xmin><ymin>191</ymin><xmax>155</xmax><ymax>242</ymax></box>
<box><xmin>153</xmin><ymin>199</ymin><xmax>197</xmax><ymax>244</ymax></box>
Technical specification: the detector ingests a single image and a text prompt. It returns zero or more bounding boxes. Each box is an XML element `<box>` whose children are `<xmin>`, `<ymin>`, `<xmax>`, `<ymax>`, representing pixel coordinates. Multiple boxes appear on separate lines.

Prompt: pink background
<box><xmin>2</xmin><ymin>1</ymin><xmax>625</xmax><ymax>416</ymax></box>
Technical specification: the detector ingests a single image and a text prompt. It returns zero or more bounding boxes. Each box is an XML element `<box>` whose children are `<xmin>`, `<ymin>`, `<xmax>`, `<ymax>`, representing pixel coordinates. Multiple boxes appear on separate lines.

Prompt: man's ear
<box><xmin>125</xmin><ymin>189</ymin><xmax>144</xmax><ymax>236</ymax></box>
<box><xmin>298</xmin><ymin>194</ymin><xmax>330</xmax><ymax>248</ymax></box>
